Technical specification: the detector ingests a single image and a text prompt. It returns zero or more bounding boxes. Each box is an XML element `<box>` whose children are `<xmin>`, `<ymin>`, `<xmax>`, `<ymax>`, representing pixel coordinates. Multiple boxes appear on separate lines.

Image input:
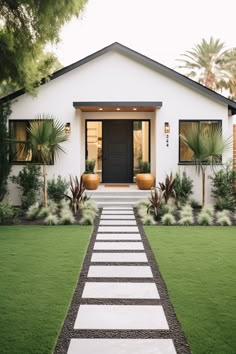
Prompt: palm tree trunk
<box><xmin>43</xmin><ymin>163</ymin><xmax>47</xmax><ymax>207</ymax></box>
<box><xmin>202</xmin><ymin>170</ymin><xmax>205</xmax><ymax>207</ymax></box>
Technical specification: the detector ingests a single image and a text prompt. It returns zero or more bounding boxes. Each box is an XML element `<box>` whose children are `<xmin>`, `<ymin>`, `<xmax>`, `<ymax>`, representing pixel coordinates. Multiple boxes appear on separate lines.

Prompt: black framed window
<box><xmin>9</xmin><ymin>120</ymin><xmax>53</xmax><ymax>164</ymax></box>
<box><xmin>179</xmin><ymin>120</ymin><xmax>222</xmax><ymax>163</ymax></box>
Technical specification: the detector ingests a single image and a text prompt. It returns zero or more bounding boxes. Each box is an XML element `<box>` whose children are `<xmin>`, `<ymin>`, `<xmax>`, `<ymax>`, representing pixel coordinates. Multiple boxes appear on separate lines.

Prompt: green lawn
<box><xmin>0</xmin><ymin>226</ymin><xmax>91</xmax><ymax>354</ymax></box>
<box><xmin>146</xmin><ymin>226</ymin><xmax>236</xmax><ymax>354</ymax></box>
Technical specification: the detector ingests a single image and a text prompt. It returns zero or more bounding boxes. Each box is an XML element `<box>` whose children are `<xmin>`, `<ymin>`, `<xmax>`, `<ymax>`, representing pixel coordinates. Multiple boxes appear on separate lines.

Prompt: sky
<box><xmin>52</xmin><ymin>0</ymin><xmax>236</xmax><ymax>70</ymax></box>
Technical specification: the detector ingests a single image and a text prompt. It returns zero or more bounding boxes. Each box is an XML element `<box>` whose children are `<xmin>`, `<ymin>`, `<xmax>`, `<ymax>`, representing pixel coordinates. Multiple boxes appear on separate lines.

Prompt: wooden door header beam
<box><xmin>73</xmin><ymin>101</ymin><xmax>162</xmax><ymax>112</ymax></box>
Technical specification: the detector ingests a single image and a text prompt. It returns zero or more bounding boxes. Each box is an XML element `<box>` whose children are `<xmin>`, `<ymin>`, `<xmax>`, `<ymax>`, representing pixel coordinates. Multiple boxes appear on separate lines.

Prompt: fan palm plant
<box><xmin>27</xmin><ymin>115</ymin><xmax>68</xmax><ymax>207</ymax></box>
<box><xmin>180</xmin><ymin>123</ymin><xmax>231</xmax><ymax>207</ymax></box>
<box><xmin>177</xmin><ymin>37</ymin><xmax>236</xmax><ymax>91</ymax></box>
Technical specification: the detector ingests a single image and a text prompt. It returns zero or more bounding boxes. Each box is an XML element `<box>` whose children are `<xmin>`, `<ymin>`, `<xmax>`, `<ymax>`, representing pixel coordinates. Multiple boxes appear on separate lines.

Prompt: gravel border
<box><xmin>54</xmin><ymin>208</ymin><xmax>192</xmax><ymax>354</ymax></box>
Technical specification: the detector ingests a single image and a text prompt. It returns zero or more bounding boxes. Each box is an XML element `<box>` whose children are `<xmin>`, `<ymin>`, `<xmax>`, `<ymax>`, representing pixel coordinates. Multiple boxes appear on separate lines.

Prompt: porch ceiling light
<box><xmin>164</xmin><ymin>122</ymin><xmax>170</xmax><ymax>147</ymax></box>
<box><xmin>65</xmin><ymin>122</ymin><xmax>71</xmax><ymax>134</ymax></box>
<box><xmin>99</xmin><ymin>107</ymin><xmax>103</xmax><ymax>111</ymax></box>
<box><xmin>116</xmin><ymin>107</ymin><xmax>121</xmax><ymax>111</ymax></box>
<box><xmin>133</xmin><ymin>107</ymin><xmax>137</xmax><ymax>111</ymax></box>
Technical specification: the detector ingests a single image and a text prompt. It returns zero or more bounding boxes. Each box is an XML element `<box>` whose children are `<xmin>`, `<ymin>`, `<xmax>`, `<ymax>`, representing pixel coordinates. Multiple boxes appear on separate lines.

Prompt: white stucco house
<box><xmin>2</xmin><ymin>42</ymin><xmax>236</xmax><ymax>205</ymax></box>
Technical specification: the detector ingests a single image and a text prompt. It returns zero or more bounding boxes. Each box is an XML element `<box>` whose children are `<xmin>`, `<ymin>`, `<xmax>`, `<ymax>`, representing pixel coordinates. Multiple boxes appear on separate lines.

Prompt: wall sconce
<box><xmin>65</xmin><ymin>122</ymin><xmax>71</xmax><ymax>134</ymax></box>
<box><xmin>164</xmin><ymin>122</ymin><xmax>170</xmax><ymax>147</ymax></box>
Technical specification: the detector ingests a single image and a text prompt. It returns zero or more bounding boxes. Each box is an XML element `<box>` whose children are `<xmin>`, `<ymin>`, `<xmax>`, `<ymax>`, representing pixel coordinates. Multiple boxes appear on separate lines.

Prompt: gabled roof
<box><xmin>1</xmin><ymin>42</ymin><xmax>236</xmax><ymax>114</ymax></box>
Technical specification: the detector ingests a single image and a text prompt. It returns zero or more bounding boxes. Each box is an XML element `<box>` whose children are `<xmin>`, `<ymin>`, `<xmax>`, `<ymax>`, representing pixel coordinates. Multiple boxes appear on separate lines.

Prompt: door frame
<box><xmin>85</xmin><ymin>119</ymin><xmax>151</xmax><ymax>183</ymax></box>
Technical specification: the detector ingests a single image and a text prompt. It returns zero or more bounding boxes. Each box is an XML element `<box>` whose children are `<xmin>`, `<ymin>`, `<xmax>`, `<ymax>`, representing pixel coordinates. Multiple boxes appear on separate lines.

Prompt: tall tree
<box><xmin>0</xmin><ymin>0</ymin><xmax>88</xmax><ymax>94</ymax></box>
<box><xmin>218</xmin><ymin>48</ymin><xmax>236</xmax><ymax>100</ymax></box>
<box><xmin>180</xmin><ymin>123</ymin><xmax>231</xmax><ymax>207</ymax></box>
<box><xmin>177</xmin><ymin>37</ymin><xmax>236</xmax><ymax>96</ymax></box>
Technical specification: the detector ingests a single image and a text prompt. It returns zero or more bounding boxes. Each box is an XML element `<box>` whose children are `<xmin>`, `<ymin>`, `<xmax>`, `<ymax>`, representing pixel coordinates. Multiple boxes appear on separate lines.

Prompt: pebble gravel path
<box><xmin>54</xmin><ymin>207</ymin><xmax>191</xmax><ymax>354</ymax></box>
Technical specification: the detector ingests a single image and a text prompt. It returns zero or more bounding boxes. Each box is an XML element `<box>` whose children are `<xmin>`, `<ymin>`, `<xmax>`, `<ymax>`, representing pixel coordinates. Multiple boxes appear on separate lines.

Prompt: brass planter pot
<box><xmin>136</xmin><ymin>173</ymin><xmax>155</xmax><ymax>190</ymax></box>
<box><xmin>83</xmin><ymin>174</ymin><xmax>100</xmax><ymax>190</ymax></box>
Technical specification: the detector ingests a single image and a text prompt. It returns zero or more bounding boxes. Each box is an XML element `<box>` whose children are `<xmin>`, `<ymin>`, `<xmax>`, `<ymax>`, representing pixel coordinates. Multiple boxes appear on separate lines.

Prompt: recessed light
<box><xmin>116</xmin><ymin>107</ymin><xmax>121</xmax><ymax>111</ymax></box>
<box><xmin>133</xmin><ymin>107</ymin><xmax>137</xmax><ymax>111</ymax></box>
<box><xmin>99</xmin><ymin>107</ymin><xmax>103</xmax><ymax>111</ymax></box>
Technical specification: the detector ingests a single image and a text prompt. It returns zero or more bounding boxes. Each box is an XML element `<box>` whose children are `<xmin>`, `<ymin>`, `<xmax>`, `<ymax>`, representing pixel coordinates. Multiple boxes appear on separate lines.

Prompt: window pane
<box><xmin>86</xmin><ymin>121</ymin><xmax>102</xmax><ymax>180</ymax></box>
<box><xmin>179</xmin><ymin>122</ymin><xmax>195</xmax><ymax>161</ymax></box>
<box><xmin>9</xmin><ymin>121</ymin><xmax>32</xmax><ymax>162</ymax></box>
<box><xmin>179</xmin><ymin>120</ymin><xmax>222</xmax><ymax>162</ymax></box>
<box><xmin>133</xmin><ymin>121</ymin><xmax>149</xmax><ymax>174</ymax></box>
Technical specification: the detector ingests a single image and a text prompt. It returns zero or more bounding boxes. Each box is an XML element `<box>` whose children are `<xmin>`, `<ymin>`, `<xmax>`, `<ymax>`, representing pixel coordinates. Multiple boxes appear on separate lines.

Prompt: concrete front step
<box><xmin>86</xmin><ymin>189</ymin><xmax>151</xmax><ymax>208</ymax></box>
<box><xmin>96</xmin><ymin>201</ymin><xmax>138</xmax><ymax>208</ymax></box>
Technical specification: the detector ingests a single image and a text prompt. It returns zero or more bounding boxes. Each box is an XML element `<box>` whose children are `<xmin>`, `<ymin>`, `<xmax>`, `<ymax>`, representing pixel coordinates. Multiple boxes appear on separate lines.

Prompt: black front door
<box><xmin>102</xmin><ymin>120</ymin><xmax>133</xmax><ymax>183</ymax></box>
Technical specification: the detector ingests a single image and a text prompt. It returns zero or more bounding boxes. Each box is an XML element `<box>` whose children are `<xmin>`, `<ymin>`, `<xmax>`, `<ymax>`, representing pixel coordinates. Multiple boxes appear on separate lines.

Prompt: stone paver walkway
<box><xmin>54</xmin><ymin>207</ymin><xmax>191</xmax><ymax>354</ymax></box>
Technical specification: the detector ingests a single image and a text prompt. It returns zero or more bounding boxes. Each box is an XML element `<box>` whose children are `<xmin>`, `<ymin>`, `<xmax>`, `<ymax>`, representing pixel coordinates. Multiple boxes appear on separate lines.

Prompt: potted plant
<box><xmin>83</xmin><ymin>160</ymin><xmax>100</xmax><ymax>190</ymax></box>
<box><xmin>135</xmin><ymin>160</ymin><xmax>155</xmax><ymax>190</ymax></box>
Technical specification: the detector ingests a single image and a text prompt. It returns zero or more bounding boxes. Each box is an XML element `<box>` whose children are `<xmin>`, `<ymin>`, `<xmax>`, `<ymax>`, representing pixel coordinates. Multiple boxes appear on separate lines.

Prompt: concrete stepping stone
<box><xmin>91</xmin><ymin>252</ymin><xmax>147</xmax><ymax>262</ymax></box>
<box><xmin>101</xmin><ymin>214</ymin><xmax>135</xmax><ymax>219</ymax></box>
<box><xmin>82</xmin><ymin>282</ymin><xmax>159</xmax><ymax>299</ymax></box>
<box><xmin>96</xmin><ymin>233</ymin><xmax>141</xmax><ymax>240</ymax></box>
<box><xmin>98</xmin><ymin>226</ymin><xmax>139</xmax><ymax>233</ymax></box>
<box><xmin>68</xmin><ymin>338</ymin><xmax>177</xmax><ymax>354</ymax></box>
<box><xmin>102</xmin><ymin>210</ymin><xmax>134</xmax><ymax>215</ymax></box>
<box><xmin>94</xmin><ymin>242</ymin><xmax>144</xmax><ymax>250</ymax></box>
<box><xmin>88</xmin><ymin>265</ymin><xmax>153</xmax><ymax>278</ymax></box>
<box><xmin>100</xmin><ymin>220</ymin><xmax>137</xmax><ymax>226</ymax></box>
<box><xmin>74</xmin><ymin>305</ymin><xmax>169</xmax><ymax>329</ymax></box>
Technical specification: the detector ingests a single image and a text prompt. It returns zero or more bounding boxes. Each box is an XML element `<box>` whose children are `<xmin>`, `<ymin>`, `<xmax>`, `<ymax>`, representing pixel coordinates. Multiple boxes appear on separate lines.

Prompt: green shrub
<box><xmin>80</xmin><ymin>199</ymin><xmax>98</xmax><ymax>212</ymax></box>
<box><xmin>190</xmin><ymin>198</ymin><xmax>201</xmax><ymax>209</ymax></box>
<box><xmin>82</xmin><ymin>208</ymin><xmax>96</xmax><ymax>219</ymax></box>
<box><xmin>209</xmin><ymin>162</ymin><xmax>236</xmax><ymax>212</ymax></box>
<box><xmin>141</xmin><ymin>214</ymin><xmax>156</xmax><ymax>225</ymax></box>
<box><xmin>47</xmin><ymin>176</ymin><xmax>69</xmax><ymax>203</ymax></box>
<box><xmin>217</xmin><ymin>215</ymin><xmax>232</xmax><ymax>226</ymax></box>
<box><xmin>161</xmin><ymin>213</ymin><xmax>176</xmax><ymax>225</ymax></box>
<box><xmin>135</xmin><ymin>199</ymin><xmax>149</xmax><ymax>209</ymax></box>
<box><xmin>216</xmin><ymin>210</ymin><xmax>230</xmax><ymax>218</ymax></box>
<box><xmin>161</xmin><ymin>203</ymin><xmax>175</xmax><ymax>215</ymax></box>
<box><xmin>47</xmin><ymin>199</ymin><xmax>58</xmax><ymax>214</ymax></box>
<box><xmin>197</xmin><ymin>211</ymin><xmax>213</xmax><ymax>226</ymax></box>
<box><xmin>180</xmin><ymin>204</ymin><xmax>193</xmax><ymax>218</ymax></box>
<box><xmin>26</xmin><ymin>204</ymin><xmax>39</xmax><ymax>220</ymax></box>
<box><xmin>37</xmin><ymin>207</ymin><xmax>50</xmax><ymax>219</ymax></box>
<box><xmin>214</xmin><ymin>197</ymin><xmax>236</xmax><ymax>212</ymax></box>
<box><xmin>80</xmin><ymin>214</ymin><xmax>94</xmax><ymax>225</ymax></box>
<box><xmin>60</xmin><ymin>208</ymin><xmax>75</xmax><ymax>225</ymax></box>
<box><xmin>137</xmin><ymin>206</ymin><xmax>148</xmax><ymax>218</ymax></box>
<box><xmin>0</xmin><ymin>202</ymin><xmax>15</xmax><ymax>224</ymax></box>
<box><xmin>216</xmin><ymin>210</ymin><xmax>232</xmax><ymax>226</ymax></box>
<box><xmin>174</xmin><ymin>171</ymin><xmax>193</xmax><ymax>205</ymax></box>
<box><xmin>202</xmin><ymin>205</ymin><xmax>215</xmax><ymax>217</ymax></box>
<box><xmin>44</xmin><ymin>213</ymin><xmax>58</xmax><ymax>226</ymax></box>
<box><xmin>179</xmin><ymin>216</ymin><xmax>194</xmax><ymax>225</ymax></box>
<box><xmin>10</xmin><ymin>165</ymin><xmax>42</xmax><ymax>209</ymax></box>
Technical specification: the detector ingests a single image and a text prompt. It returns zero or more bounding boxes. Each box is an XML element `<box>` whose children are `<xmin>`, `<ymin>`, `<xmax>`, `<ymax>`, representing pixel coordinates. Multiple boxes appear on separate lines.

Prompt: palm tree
<box><xmin>177</xmin><ymin>37</ymin><xmax>229</xmax><ymax>91</ymax></box>
<box><xmin>28</xmin><ymin>115</ymin><xmax>68</xmax><ymax>207</ymax></box>
<box><xmin>218</xmin><ymin>48</ymin><xmax>236</xmax><ymax>100</ymax></box>
<box><xmin>180</xmin><ymin>123</ymin><xmax>231</xmax><ymax>207</ymax></box>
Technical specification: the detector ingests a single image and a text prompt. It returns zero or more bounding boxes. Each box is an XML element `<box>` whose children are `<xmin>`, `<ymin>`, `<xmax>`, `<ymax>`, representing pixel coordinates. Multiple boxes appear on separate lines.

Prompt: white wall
<box><xmin>7</xmin><ymin>50</ymin><xmax>231</xmax><ymax>205</ymax></box>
